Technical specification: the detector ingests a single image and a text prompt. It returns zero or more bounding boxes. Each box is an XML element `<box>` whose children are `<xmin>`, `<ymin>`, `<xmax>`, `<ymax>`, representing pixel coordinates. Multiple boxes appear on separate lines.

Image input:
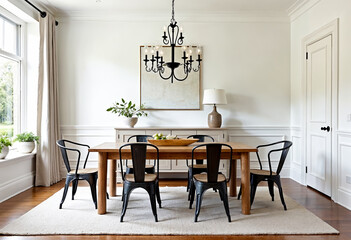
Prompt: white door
<box><xmin>306</xmin><ymin>35</ymin><xmax>332</xmax><ymax>196</ymax></box>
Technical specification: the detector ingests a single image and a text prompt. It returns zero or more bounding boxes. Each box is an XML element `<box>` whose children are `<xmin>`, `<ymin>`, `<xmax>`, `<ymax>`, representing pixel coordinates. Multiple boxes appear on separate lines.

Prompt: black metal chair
<box><xmin>189</xmin><ymin>143</ymin><xmax>233</xmax><ymax>222</ymax></box>
<box><xmin>186</xmin><ymin>135</ymin><xmax>215</xmax><ymax>192</ymax></box>
<box><xmin>119</xmin><ymin>143</ymin><xmax>161</xmax><ymax>222</ymax></box>
<box><xmin>125</xmin><ymin>135</ymin><xmax>155</xmax><ymax>174</ymax></box>
<box><xmin>56</xmin><ymin>139</ymin><xmax>108</xmax><ymax>209</ymax></box>
<box><xmin>238</xmin><ymin>140</ymin><xmax>293</xmax><ymax>210</ymax></box>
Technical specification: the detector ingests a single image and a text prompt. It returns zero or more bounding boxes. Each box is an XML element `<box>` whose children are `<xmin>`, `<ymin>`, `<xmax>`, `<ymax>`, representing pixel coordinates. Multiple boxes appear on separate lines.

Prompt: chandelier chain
<box><xmin>171</xmin><ymin>0</ymin><xmax>175</xmax><ymax>23</ymax></box>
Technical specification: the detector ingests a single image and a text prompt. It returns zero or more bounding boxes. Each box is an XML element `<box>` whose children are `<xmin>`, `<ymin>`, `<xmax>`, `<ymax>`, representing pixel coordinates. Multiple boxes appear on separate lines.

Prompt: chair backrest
<box><xmin>187</xmin><ymin>135</ymin><xmax>215</xmax><ymax>143</ymax></box>
<box><xmin>119</xmin><ymin>143</ymin><xmax>159</xmax><ymax>183</ymax></box>
<box><xmin>187</xmin><ymin>135</ymin><xmax>215</xmax><ymax>165</ymax></box>
<box><xmin>256</xmin><ymin>140</ymin><xmax>293</xmax><ymax>175</ymax></box>
<box><xmin>126</xmin><ymin>135</ymin><xmax>154</xmax><ymax>166</ymax></box>
<box><xmin>192</xmin><ymin>143</ymin><xmax>233</xmax><ymax>183</ymax></box>
<box><xmin>56</xmin><ymin>139</ymin><xmax>91</xmax><ymax>174</ymax></box>
<box><xmin>57</xmin><ymin>139</ymin><xmax>71</xmax><ymax>172</ymax></box>
<box><xmin>127</xmin><ymin>135</ymin><xmax>152</xmax><ymax>143</ymax></box>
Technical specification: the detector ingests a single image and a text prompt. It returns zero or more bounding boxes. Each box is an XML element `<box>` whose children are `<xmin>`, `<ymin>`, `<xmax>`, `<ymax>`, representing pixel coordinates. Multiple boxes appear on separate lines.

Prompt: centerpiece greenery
<box><xmin>106</xmin><ymin>98</ymin><xmax>147</xmax><ymax>118</ymax></box>
<box><xmin>106</xmin><ymin>98</ymin><xmax>147</xmax><ymax>128</ymax></box>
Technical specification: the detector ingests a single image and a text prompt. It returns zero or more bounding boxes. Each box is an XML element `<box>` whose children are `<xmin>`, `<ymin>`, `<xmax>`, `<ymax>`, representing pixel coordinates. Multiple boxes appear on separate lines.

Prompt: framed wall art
<box><xmin>140</xmin><ymin>46</ymin><xmax>201</xmax><ymax>110</ymax></box>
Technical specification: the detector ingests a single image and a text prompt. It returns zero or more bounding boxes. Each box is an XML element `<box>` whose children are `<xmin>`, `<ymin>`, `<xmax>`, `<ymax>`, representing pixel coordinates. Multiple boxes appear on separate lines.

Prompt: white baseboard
<box><xmin>337</xmin><ymin>188</ymin><xmax>351</xmax><ymax>210</ymax></box>
<box><xmin>0</xmin><ymin>172</ymin><xmax>35</xmax><ymax>203</ymax></box>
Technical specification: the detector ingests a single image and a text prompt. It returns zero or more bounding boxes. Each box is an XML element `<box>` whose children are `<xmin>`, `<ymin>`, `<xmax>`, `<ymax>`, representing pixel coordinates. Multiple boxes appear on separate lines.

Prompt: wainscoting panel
<box><xmin>336</xmin><ymin>132</ymin><xmax>351</xmax><ymax>209</ymax></box>
<box><xmin>290</xmin><ymin>127</ymin><xmax>303</xmax><ymax>184</ymax></box>
<box><xmin>0</xmin><ymin>154</ymin><xmax>36</xmax><ymax>203</ymax></box>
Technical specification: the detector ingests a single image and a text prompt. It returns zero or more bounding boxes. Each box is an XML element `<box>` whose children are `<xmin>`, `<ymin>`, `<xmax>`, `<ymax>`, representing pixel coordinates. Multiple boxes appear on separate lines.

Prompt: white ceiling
<box><xmin>34</xmin><ymin>0</ymin><xmax>299</xmax><ymax>17</ymax></box>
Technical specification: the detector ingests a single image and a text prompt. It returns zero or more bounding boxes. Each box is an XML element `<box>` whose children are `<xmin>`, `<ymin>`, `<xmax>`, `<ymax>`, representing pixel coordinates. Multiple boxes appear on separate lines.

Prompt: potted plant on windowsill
<box><xmin>0</xmin><ymin>135</ymin><xmax>12</xmax><ymax>159</ymax></box>
<box><xmin>14</xmin><ymin>132</ymin><xmax>39</xmax><ymax>153</ymax></box>
<box><xmin>106</xmin><ymin>98</ymin><xmax>148</xmax><ymax>128</ymax></box>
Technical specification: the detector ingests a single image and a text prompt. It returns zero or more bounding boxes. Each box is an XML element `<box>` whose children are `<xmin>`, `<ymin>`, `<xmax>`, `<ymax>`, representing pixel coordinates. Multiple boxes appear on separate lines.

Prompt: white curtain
<box><xmin>35</xmin><ymin>14</ymin><xmax>62</xmax><ymax>186</ymax></box>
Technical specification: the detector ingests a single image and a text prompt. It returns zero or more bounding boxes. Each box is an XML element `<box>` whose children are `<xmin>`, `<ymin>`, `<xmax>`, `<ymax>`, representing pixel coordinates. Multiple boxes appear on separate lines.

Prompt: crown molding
<box><xmin>287</xmin><ymin>0</ymin><xmax>322</xmax><ymax>22</ymax></box>
<box><xmin>56</xmin><ymin>11</ymin><xmax>290</xmax><ymax>23</ymax></box>
<box><xmin>30</xmin><ymin>0</ymin><xmax>58</xmax><ymax>16</ymax></box>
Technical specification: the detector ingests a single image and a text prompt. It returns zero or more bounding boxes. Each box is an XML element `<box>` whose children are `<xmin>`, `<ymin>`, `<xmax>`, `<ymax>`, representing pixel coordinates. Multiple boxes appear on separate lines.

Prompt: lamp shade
<box><xmin>203</xmin><ymin>89</ymin><xmax>227</xmax><ymax>105</ymax></box>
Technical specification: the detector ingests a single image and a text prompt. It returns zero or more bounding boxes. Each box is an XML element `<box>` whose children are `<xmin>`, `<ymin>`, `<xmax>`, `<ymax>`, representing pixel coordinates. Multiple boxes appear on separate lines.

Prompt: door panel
<box><xmin>306</xmin><ymin>35</ymin><xmax>332</xmax><ymax>196</ymax></box>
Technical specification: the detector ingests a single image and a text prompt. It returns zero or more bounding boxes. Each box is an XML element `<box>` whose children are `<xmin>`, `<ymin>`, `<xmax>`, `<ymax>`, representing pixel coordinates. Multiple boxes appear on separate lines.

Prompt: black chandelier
<box><xmin>143</xmin><ymin>0</ymin><xmax>202</xmax><ymax>83</ymax></box>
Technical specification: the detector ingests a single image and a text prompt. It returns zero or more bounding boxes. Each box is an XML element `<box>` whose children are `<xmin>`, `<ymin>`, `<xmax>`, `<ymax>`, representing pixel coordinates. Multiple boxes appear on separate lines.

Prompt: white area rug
<box><xmin>0</xmin><ymin>187</ymin><xmax>338</xmax><ymax>235</ymax></box>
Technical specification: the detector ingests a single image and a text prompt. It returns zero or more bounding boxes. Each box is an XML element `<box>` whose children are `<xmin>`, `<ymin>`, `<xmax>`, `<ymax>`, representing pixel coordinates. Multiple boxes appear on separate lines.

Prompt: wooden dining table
<box><xmin>89</xmin><ymin>142</ymin><xmax>257</xmax><ymax>215</ymax></box>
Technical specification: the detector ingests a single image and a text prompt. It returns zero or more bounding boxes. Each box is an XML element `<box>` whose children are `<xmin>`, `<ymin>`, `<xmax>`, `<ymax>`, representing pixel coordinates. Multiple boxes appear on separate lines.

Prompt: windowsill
<box><xmin>0</xmin><ymin>150</ymin><xmax>35</xmax><ymax>166</ymax></box>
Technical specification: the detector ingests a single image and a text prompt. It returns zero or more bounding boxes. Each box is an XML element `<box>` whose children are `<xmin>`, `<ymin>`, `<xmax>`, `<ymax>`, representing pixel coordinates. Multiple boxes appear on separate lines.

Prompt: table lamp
<box><xmin>203</xmin><ymin>89</ymin><xmax>227</xmax><ymax>128</ymax></box>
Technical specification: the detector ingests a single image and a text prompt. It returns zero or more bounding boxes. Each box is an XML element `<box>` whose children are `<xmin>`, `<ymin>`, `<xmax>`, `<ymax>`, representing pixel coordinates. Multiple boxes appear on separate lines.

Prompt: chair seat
<box><xmin>125</xmin><ymin>173</ymin><xmax>157</xmax><ymax>182</ymax></box>
<box><xmin>250</xmin><ymin>169</ymin><xmax>277</xmax><ymax>176</ymax></box>
<box><xmin>68</xmin><ymin>168</ymin><xmax>98</xmax><ymax>175</ymax></box>
<box><xmin>127</xmin><ymin>164</ymin><xmax>154</xmax><ymax>169</ymax></box>
<box><xmin>189</xmin><ymin>164</ymin><xmax>207</xmax><ymax>169</ymax></box>
<box><xmin>194</xmin><ymin>173</ymin><xmax>226</xmax><ymax>183</ymax></box>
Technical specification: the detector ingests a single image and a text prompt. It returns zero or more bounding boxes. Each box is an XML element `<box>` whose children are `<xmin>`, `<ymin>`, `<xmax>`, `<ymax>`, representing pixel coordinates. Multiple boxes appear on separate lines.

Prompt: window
<box><xmin>0</xmin><ymin>14</ymin><xmax>21</xmax><ymax>137</ymax></box>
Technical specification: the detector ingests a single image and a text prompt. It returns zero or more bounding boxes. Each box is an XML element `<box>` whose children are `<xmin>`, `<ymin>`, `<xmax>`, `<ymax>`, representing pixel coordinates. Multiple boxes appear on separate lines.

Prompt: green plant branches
<box><xmin>0</xmin><ymin>134</ymin><xmax>12</xmax><ymax>152</ymax></box>
<box><xmin>106</xmin><ymin>98</ymin><xmax>148</xmax><ymax>118</ymax></box>
<box><xmin>14</xmin><ymin>132</ymin><xmax>39</xmax><ymax>143</ymax></box>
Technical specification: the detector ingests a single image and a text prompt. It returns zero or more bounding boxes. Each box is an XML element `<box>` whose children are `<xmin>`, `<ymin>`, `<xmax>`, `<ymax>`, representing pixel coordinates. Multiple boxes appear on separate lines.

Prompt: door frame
<box><xmin>301</xmin><ymin>19</ymin><xmax>339</xmax><ymax>199</ymax></box>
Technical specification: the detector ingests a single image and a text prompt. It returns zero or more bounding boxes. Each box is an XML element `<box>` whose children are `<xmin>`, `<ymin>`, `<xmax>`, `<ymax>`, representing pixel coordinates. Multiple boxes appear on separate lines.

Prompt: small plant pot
<box><xmin>124</xmin><ymin>117</ymin><xmax>138</xmax><ymax>128</ymax></box>
<box><xmin>0</xmin><ymin>146</ymin><xmax>9</xmax><ymax>159</ymax></box>
<box><xmin>17</xmin><ymin>141</ymin><xmax>35</xmax><ymax>153</ymax></box>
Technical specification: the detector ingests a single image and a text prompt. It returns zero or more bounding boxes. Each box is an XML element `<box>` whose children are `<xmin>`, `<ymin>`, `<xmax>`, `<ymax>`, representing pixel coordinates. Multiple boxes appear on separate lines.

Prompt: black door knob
<box><xmin>321</xmin><ymin>126</ymin><xmax>330</xmax><ymax>132</ymax></box>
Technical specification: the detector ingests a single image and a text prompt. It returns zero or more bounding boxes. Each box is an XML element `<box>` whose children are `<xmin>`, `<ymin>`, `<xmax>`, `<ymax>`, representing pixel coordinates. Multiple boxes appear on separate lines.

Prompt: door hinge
<box><xmin>118</xmin><ymin>134</ymin><xmax>120</xmax><ymax>139</ymax></box>
<box><xmin>223</xmin><ymin>133</ymin><xmax>225</xmax><ymax>139</ymax></box>
<box><xmin>305</xmin><ymin>166</ymin><xmax>308</xmax><ymax>173</ymax></box>
<box><xmin>306</xmin><ymin>52</ymin><xmax>309</xmax><ymax>60</ymax></box>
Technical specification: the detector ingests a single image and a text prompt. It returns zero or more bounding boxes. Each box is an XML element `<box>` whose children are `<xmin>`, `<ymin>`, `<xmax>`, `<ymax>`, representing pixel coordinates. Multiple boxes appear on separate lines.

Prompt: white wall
<box><xmin>56</xmin><ymin>16</ymin><xmax>292</xmax><ymax>179</ymax></box>
<box><xmin>290</xmin><ymin>0</ymin><xmax>351</xmax><ymax>209</ymax></box>
<box><xmin>57</xmin><ymin>18</ymin><xmax>290</xmax><ymax>129</ymax></box>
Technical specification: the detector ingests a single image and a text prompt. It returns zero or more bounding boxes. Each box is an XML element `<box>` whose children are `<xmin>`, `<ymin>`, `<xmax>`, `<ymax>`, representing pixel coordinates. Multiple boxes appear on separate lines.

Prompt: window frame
<box><xmin>0</xmin><ymin>7</ymin><xmax>27</xmax><ymax>136</ymax></box>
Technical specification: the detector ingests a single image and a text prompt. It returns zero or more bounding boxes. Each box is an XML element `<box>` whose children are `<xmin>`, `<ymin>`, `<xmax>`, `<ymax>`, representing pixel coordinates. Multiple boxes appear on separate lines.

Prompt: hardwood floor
<box><xmin>0</xmin><ymin>179</ymin><xmax>351</xmax><ymax>240</ymax></box>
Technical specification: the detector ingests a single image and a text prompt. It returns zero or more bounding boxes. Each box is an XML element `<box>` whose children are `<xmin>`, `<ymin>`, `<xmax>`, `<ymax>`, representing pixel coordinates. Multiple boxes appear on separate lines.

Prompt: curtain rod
<box><xmin>24</xmin><ymin>0</ymin><xmax>58</xmax><ymax>26</ymax></box>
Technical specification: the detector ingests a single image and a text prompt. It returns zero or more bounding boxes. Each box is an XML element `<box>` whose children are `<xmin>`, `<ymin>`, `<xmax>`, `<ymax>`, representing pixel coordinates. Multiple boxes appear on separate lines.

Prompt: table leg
<box><xmin>109</xmin><ymin>160</ymin><xmax>117</xmax><ymax>196</ymax></box>
<box><xmin>241</xmin><ymin>152</ymin><xmax>250</xmax><ymax>215</ymax></box>
<box><xmin>98</xmin><ymin>152</ymin><xmax>107</xmax><ymax>214</ymax></box>
<box><xmin>229</xmin><ymin>159</ymin><xmax>237</xmax><ymax>197</ymax></box>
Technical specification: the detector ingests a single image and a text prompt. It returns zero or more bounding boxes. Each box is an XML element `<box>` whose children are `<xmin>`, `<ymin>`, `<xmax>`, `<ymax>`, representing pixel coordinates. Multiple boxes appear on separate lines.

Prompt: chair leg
<box><xmin>147</xmin><ymin>184</ymin><xmax>158</xmax><ymax>222</ymax></box>
<box><xmin>155</xmin><ymin>180</ymin><xmax>162</xmax><ymax>208</ymax></box>
<box><xmin>194</xmin><ymin>187</ymin><xmax>205</xmax><ymax>222</ymax></box>
<box><xmin>189</xmin><ymin>180</ymin><xmax>196</xmax><ymax>209</ymax></box>
<box><xmin>268</xmin><ymin>180</ymin><xmax>275</xmax><ymax>201</ymax></box>
<box><xmin>120</xmin><ymin>186</ymin><xmax>131</xmax><ymax>222</ymax></box>
<box><xmin>86</xmin><ymin>175</ymin><xmax>97</xmax><ymax>209</ymax></box>
<box><xmin>237</xmin><ymin>185</ymin><xmax>242</xmax><ymax>200</ymax></box>
<box><xmin>250</xmin><ymin>177</ymin><xmax>259</xmax><ymax>206</ymax></box>
<box><xmin>59</xmin><ymin>177</ymin><xmax>72</xmax><ymax>209</ymax></box>
<box><xmin>72</xmin><ymin>179</ymin><xmax>78</xmax><ymax>200</ymax></box>
<box><xmin>275</xmin><ymin>177</ymin><xmax>287</xmax><ymax>210</ymax></box>
<box><xmin>187</xmin><ymin>168</ymin><xmax>193</xmax><ymax>192</ymax></box>
<box><xmin>219</xmin><ymin>183</ymin><xmax>231</xmax><ymax>222</ymax></box>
